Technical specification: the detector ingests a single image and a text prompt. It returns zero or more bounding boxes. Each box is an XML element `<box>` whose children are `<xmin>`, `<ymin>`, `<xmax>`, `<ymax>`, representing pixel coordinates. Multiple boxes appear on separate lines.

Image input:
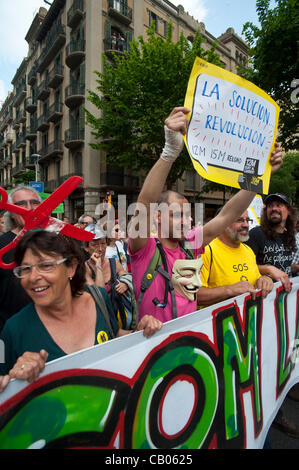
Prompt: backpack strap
<box><xmin>136</xmin><ymin>244</ymin><xmax>162</xmax><ymax>312</ymax></box>
<box><xmin>179</xmin><ymin>240</ymin><xmax>194</xmax><ymax>260</ymax></box>
<box><xmin>86</xmin><ymin>284</ymin><xmax>116</xmax><ymax>339</ymax></box>
<box><xmin>207</xmin><ymin>244</ymin><xmax>213</xmax><ymax>285</ymax></box>
<box><xmin>109</xmin><ymin>257</ymin><xmax>117</xmax><ymax>284</ymax></box>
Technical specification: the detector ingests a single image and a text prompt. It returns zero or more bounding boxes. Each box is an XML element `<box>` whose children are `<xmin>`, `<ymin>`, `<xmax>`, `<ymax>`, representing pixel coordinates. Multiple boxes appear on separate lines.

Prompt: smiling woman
<box><xmin>0</xmin><ymin>230</ymin><xmax>162</xmax><ymax>392</ymax></box>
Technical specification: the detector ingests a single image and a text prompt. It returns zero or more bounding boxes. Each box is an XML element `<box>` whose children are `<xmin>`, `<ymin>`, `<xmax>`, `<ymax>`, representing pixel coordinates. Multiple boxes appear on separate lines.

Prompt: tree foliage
<box><xmin>85</xmin><ymin>22</ymin><xmax>223</xmax><ymax>187</ymax></box>
<box><xmin>240</xmin><ymin>0</ymin><xmax>299</xmax><ymax>150</ymax></box>
<box><xmin>12</xmin><ymin>170</ymin><xmax>35</xmax><ymax>187</ymax></box>
<box><xmin>268</xmin><ymin>151</ymin><xmax>299</xmax><ymax>205</ymax></box>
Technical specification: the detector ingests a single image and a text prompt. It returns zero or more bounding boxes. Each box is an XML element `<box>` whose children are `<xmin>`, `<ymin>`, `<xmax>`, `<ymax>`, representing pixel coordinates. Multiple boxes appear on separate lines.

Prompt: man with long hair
<box><xmin>246</xmin><ymin>193</ymin><xmax>296</xmax><ymax>292</ymax></box>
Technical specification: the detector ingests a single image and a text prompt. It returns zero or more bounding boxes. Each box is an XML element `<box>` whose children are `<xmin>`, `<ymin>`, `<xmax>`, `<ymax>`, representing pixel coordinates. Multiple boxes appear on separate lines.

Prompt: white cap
<box><xmin>84</xmin><ymin>223</ymin><xmax>106</xmax><ymax>239</ymax></box>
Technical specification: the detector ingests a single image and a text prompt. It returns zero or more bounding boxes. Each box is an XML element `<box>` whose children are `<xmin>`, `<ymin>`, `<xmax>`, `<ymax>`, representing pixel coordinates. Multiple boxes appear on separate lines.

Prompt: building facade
<box><xmin>0</xmin><ymin>0</ymin><xmax>249</xmax><ymax>221</ymax></box>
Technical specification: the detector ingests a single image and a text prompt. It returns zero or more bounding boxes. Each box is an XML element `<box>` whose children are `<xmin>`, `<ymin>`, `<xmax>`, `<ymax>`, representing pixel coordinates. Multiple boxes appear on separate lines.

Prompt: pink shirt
<box><xmin>129</xmin><ymin>231</ymin><xmax>204</xmax><ymax>323</ymax></box>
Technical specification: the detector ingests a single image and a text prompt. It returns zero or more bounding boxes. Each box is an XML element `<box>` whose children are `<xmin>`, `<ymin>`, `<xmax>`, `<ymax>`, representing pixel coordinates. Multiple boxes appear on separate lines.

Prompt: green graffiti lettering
<box><xmin>275</xmin><ymin>288</ymin><xmax>299</xmax><ymax>396</ymax></box>
<box><xmin>217</xmin><ymin>298</ymin><xmax>263</xmax><ymax>442</ymax></box>
<box><xmin>125</xmin><ymin>336</ymin><xmax>219</xmax><ymax>449</ymax></box>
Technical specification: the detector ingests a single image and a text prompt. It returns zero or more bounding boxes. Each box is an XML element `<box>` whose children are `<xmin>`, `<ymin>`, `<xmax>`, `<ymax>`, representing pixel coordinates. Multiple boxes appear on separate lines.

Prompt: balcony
<box><xmin>16</xmin><ymin>132</ymin><xmax>27</xmax><ymax>148</ymax></box>
<box><xmin>1</xmin><ymin>108</ymin><xmax>13</xmax><ymax>129</ymax></box>
<box><xmin>13</xmin><ymin>81</ymin><xmax>27</xmax><ymax>108</ymax></box>
<box><xmin>47</xmin><ymin>65</ymin><xmax>64</xmax><ymax>89</ymax></box>
<box><xmin>108</xmin><ymin>0</ymin><xmax>133</xmax><ymax>25</ymax></box>
<box><xmin>36</xmin><ymin>80</ymin><xmax>50</xmax><ymax>101</ymax></box>
<box><xmin>12</xmin><ymin>116</ymin><xmax>20</xmax><ymax>130</ymax></box>
<box><xmin>36</xmin><ymin>113</ymin><xmax>50</xmax><ymax>132</ymax></box>
<box><xmin>19</xmin><ymin>109</ymin><xmax>27</xmax><ymax>124</ymax></box>
<box><xmin>47</xmin><ymin>102</ymin><xmax>63</xmax><ymax>123</ymax></box>
<box><xmin>4</xmin><ymin>153</ymin><xmax>12</xmax><ymax>166</ymax></box>
<box><xmin>36</xmin><ymin>23</ymin><xmax>66</xmax><ymax>74</ymax></box>
<box><xmin>64</xmin><ymin>127</ymin><xmax>84</xmax><ymax>149</ymax></box>
<box><xmin>12</xmin><ymin>163</ymin><xmax>27</xmax><ymax>177</ymax></box>
<box><xmin>38</xmin><ymin>139</ymin><xmax>64</xmax><ymax>163</ymax></box>
<box><xmin>67</xmin><ymin>0</ymin><xmax>84</xmax><ymax>29</ymax></box>
<box><xmin>25</xmin><ymin>155</ymin><xmax>39</xmax><ymax>170</ymax></box>
<box><xmin>26</xmin><ymin>123</ymin><xmax>38</xmax><ymax>141</ymax></box>
<box><xmin>28</xmin><ymin>65</ymin><xmax>37</xmax><ymax>86</ymax></box>
<box><xmin>44</xmin><ymin>179</ymin><xmax>59</xmax><ymax>193</ymax></box>
<box><xmin>104</xmin><ymin>37</ymin><xmax>129</xmax><ymax>58</ymax></box>
<box><xmin>65</xmin><ymin>83</ymin><xmax>85</xmax><ymax>108</ymax></box>
<box><xmin>11</xmin><ymin>143</ymin><xmax>18</xmax><ymax>154</ymax></box>
<box><xmin>25</xmin><ymin>97</ymin><xmax>37</xmax><ymax>114</ymax></box>
<box><xmin>65</xmin><ymin>39</ymin><xmax>85</xmax><ymax>69</ymax></box>
<box><xmin>5</xmin><ymin>131</ymin><xmax>13</xmax><ymax>144</ymax></box>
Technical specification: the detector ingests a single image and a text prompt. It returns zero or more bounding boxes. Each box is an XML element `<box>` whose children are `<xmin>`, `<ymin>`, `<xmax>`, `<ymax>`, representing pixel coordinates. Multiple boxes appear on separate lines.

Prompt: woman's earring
<box><xmin>69</xmin><ymin>277</ymin><xmax>73</xmax><ymax>281</ymax></box>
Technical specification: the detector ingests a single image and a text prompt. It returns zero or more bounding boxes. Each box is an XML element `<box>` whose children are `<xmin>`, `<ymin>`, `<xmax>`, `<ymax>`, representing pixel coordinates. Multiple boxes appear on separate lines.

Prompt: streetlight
<box><xmin>30</xmin><ymin>154</ymin><xmax>40</xmax><ymax>182</ymax></box>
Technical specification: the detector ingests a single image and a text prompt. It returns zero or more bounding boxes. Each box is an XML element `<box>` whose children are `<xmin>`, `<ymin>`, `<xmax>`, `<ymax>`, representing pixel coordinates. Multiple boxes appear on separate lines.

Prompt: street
<box><xmin>270</xmin><ymin>394</ymin><xmax>299</xmax><ymax>449</ymax></box>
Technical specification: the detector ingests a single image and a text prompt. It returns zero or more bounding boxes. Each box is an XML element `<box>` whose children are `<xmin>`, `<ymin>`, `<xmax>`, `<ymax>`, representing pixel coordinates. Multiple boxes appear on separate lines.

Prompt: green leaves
<box><xmin>85</xmin><ymin>22</ymin><xmax>222</xmax><ymax>187</ymax></box>
<box><xmin>241</xmin><ymin>0</ymin><xmax>299</xmax><ymax>150</ymax></box>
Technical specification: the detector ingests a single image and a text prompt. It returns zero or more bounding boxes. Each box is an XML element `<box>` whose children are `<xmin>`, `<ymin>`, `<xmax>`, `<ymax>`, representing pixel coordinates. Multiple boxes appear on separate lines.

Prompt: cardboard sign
<box><xmin>0</xmin><ymin>279</ymin><xmax>298</xmax><ymax>449</ymax></box>
<box><xmin>184</xmin><ymin>58</ymin><xmax>280</xmax><ymax>194</ymax></box>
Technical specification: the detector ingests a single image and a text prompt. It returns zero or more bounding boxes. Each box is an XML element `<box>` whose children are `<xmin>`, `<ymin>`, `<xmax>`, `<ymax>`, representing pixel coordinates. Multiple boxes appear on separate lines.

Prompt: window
<box><xmin>163</xmin><ymin>20</ymin><xmax>168</xmax><ymax>37</ymax></box>
<box><xmin>185</xmin><ymin>170</ymin><xmax>196</xmax><ymax>190</ymax></box>
<box><xmin>149</xmin><ymin>11</ymin><xmax>158</xmax><ymax>32</ymax></box>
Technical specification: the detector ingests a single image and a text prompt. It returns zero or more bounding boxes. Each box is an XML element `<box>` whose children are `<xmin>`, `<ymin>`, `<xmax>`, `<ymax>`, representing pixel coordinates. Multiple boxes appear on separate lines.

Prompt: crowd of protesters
<box><xmin>0</xmin><ymin>107</ymin><xmax>298</xmax><ymax>446</ymax></box>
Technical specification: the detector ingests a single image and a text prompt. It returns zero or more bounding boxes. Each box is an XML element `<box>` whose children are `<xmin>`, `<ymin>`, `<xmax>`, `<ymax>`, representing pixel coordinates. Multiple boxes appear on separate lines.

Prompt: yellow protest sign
<box><xmin>184</xmin><ymin>58</ymin><xmax>280</xmax><ymax>194</ymax></box>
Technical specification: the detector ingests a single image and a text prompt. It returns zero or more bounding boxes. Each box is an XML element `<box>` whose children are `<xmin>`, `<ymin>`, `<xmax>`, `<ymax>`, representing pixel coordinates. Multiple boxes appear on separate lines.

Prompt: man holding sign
<box><xmin>129</xmin><ymin>107</ymin><xmax>282</xmax><ymax>323</ymax></box>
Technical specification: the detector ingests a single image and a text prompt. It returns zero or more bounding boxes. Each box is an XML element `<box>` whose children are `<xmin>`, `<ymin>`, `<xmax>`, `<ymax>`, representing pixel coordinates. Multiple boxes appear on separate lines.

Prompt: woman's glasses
<box><xmin>13</xmin><ymin>258</ymin><xmax>67</xmax><ymax>278</ymax></box>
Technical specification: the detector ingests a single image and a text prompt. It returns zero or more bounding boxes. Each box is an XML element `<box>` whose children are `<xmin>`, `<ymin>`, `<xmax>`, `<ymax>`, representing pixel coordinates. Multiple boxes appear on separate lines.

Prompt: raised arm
<box><xmin>202</xmin><ymin>143</ymin><xmax>283</xmax><ymax>247</ymax></box>
<box><xmin>129</xmin><ymin>107</ymin><xmax>190</xmax><ymax>254</ymax></box>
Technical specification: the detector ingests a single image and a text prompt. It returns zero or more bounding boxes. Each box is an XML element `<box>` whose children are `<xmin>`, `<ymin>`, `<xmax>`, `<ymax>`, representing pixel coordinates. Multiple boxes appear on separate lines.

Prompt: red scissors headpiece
<box><xmin>0</xmin><ymin>176</ymin><xmax>94</xmax><ymax>269</ymax></box>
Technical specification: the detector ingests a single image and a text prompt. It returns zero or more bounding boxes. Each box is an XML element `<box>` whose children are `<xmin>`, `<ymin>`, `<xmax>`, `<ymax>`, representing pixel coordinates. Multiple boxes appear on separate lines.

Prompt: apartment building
<box><xmin>0</xmin><ymin>0</ymin><xmax>249</xmax><ymax>221</ymax></box>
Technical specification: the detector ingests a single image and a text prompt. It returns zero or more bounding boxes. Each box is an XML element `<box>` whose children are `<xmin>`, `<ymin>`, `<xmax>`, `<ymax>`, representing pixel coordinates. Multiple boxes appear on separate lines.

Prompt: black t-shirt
<box><xmin>246</xmin><ymin>226</ymin><xmax>294</xmax><ymax>276</ymax></box>
<box><xmin>0</xmin><ymin>231</ymin><xmax>30</xmax><ymax>332</ymax></box>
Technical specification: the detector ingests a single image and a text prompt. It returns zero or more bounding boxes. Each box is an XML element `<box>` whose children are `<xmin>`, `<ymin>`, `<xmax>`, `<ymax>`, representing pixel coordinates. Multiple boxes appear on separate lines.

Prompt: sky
<box><xmin>0</xmin><ymin>0</ymin><xmax>265</xmax><ymax>105</ymax></box>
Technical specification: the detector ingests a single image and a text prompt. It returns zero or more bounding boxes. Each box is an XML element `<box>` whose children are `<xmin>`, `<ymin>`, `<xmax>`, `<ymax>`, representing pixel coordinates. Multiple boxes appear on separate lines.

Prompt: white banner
<box><xmin>0</xmin><ymin>279</ymin><xmax>299</xmax><ymax>449</ymax></box>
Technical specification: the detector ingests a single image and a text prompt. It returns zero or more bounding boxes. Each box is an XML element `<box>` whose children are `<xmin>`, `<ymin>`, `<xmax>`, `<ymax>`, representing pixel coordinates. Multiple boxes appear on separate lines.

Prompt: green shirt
<box><xmin>0</xmin><ymin>288</ymin><xmax>119</xmax><ymax>375</ymax></box>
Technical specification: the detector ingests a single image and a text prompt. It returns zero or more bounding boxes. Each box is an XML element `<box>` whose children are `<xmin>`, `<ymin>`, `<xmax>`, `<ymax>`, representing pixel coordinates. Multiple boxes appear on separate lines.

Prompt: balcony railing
<box><xmin>28</xmin><ymin>65</ymin><xmax>37</xmax><ymax>86</ymax></box>
<box><xmin>47</xmin><ymin>64</ymin><xmax>64</xmax><ymax>89</ymax></box>
<box><xmin>108</xmin><ymin>0</ymin><xmax>133</xmax><ymax>25</ymax></box>
<box><xmin>36</xmin><ymin>23</ymin><xmax>66</xmax><ymax>74</ymax></box>
<box><xmin>12</xmin><ymin>163</ymin><xmax>27</xmax><ymax>177</ymax></box>
<box><xmin>4</xmin><ymin>131</ymin><xmax>13</xmax><ymax>143</ymax></box>
<box><xmin>65</xmin><ymin>39</ymin><xmax>85</xmax><ymax>69</ymax></box>
<box><xmin>13</xmin><ymin>81</ymin><xmax>27</xmax><ymax>108</ymax></box>
<box><xmin>47</xmin><ymin>102</ymin><xmax>63</xmax><ymax>123</ymax></box>
<box><xmin>36</xmin><ymin>113</ymin><xmax>50</xmax><ymax>132</ymax></box>
<box><xmin>104</xmin><ymin>37</ymin><xmax>129</xmax><ymax>55</ymax></box>
<box><xmin>16</xmin><ymin>132</ymin><xmax>27</xmax><ymax>148</ymax></box>
<box><xmin>26</xmin><ymin>123</ymin><xmax>38</xmax><ymax>140</ymax></box>
<box><xmin>65</xmin><ymin>83</ymin><xmax>85</xmax><ymax>108</ymax></box>
<box><xmin>38</xmin><ymin>139</ymin><xmax>64</xmax><ymax>163</ymax></box>
<box><xmin>25</xmin><ymin>97</ymin><xmax>38</xmax><ymax>113</ymax></box>
<box><xmin>4</xmin><ymin>153</ymin><xmax>12</xmax><ymax>165</ymax></box>
<box><xmin>36</xmin><ymin>80</ymin><xmax>50</xmax><ymax>101</ymax></box>
<box><xmin>67</xmin><ymin>0</ymin><xmax>84</xmax><ymax>29</ymax></box>
<box><xmin>65</xmin><ymin>127</ymin><xmax>84</xmax><ymax>148</ymax></box>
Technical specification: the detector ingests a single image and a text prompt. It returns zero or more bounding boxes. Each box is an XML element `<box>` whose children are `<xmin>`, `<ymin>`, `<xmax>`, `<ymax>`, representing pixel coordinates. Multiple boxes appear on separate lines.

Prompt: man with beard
<box><xmin>197</xmin><ymin>210</ymin><xmax>273</xmax><ymax>307</ymax></box>
<box><xmin>246</xmin><ymin>193</ymin><xmax>296</xmax><ymax>292</ymax></box>
<box><xmin>246</xmin><ymin>193</ymin><xmax>299</xmax><ymax>439</ymax></box>
<box><xmin>129</xmin><ymin>107</ymin><xmax>283</xmax><ymax>323</ymax></box>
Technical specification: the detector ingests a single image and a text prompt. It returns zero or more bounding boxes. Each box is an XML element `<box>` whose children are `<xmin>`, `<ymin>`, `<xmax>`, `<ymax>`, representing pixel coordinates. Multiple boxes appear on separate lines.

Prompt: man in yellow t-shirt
<box><xmin>197</xmin><ymin>210</ymin><xmax>274</xmax><ymax>307</ymax></box>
